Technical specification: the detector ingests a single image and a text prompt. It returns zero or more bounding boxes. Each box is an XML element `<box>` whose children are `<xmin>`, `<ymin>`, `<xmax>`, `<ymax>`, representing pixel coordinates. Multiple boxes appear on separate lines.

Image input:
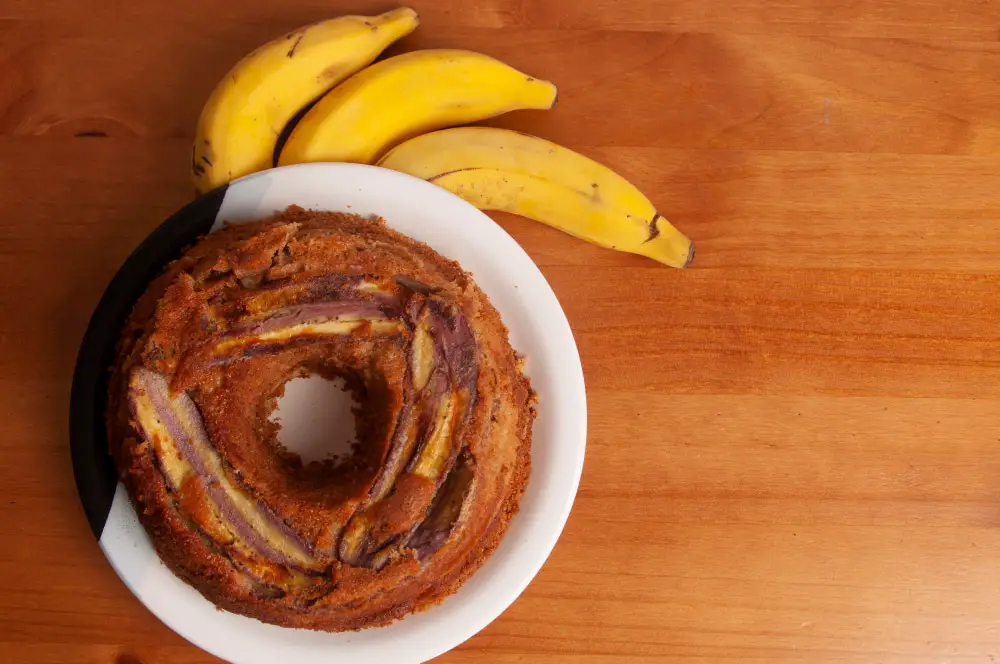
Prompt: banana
<box><xmin>277</xmin><ymin>50</ymin><xmax>557</xmax><ymax>166</ymax></box>
<box><xmin>378</xmin><ymin>127</ymin><xmax>694</xmax><ymax>267</ymax></box>
<box><xmin>192</xmin><ymin>7</ymin><xmax>419</xmax><ymax>194</ymax></box>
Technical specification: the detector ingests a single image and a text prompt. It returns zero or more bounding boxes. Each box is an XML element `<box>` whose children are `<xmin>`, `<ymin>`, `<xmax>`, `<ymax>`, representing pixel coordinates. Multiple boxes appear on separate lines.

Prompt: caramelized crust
<box><xmin>107</xmin><ymin>207</ymin><xmax>534</xmax><ymax>631</ymax></box>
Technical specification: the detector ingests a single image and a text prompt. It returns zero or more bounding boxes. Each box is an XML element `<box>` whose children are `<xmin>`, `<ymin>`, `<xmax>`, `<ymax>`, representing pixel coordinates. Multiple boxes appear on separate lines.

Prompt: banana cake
<box><xmin>106</xmin><ymin>206</ymin><xmax>535</xmax><ymax>631</ymax></box>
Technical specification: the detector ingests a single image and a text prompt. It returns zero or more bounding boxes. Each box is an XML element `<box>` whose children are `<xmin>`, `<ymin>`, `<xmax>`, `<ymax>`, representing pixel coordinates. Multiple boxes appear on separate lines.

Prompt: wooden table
<box><xmin>5</xmin><ymin>0</ymin><xmax>1000</xmax><ymax>661</ymax></box>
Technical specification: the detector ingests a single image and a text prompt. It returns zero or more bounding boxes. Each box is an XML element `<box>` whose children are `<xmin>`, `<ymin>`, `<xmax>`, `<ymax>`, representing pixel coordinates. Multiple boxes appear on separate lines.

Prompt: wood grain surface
<box><xmin>3</xmin><ymin>0</ymin><xmax>1000</xmax><ymax>662</ymax></box>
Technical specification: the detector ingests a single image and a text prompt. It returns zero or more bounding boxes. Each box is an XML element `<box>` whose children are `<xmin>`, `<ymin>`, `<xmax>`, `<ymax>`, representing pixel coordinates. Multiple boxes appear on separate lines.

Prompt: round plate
<box><xmin>70</xmin><ymin>163</ymin><xmax>587</xmax><ymax>664</ymax></box>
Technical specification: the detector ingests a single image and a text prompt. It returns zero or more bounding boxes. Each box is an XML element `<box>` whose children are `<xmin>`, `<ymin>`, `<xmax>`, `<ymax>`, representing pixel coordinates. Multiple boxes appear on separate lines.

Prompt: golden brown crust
<box><xmin>106</xmin><ymin>207</ymin><xmax>533</xmax><ymax>631</ymax></box>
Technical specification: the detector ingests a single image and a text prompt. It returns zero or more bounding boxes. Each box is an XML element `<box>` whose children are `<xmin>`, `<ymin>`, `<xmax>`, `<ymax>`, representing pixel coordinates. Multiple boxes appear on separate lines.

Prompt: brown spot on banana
<box><xmin>427</xmin><ymin>167</ymin><xmax>481</xmax><ymax>183</ymax></box>
<box><xmin>191</xmin><ymin>146</ymin><xmax>206</xmax><ymax>176</ymax></box>
<box><xmin>317</xmin><ymin>64</ymin><xmax>349</xmax><ymax>83</ymax></box>
<box><xmin>641</xmin><ymin>214</ymin><xmax>695</xmax><ymax>267</ymax></box>
<box><xmin>286</xmin><ymin>31</ymin><xmax>305</xmax><ymax>58</ymax></box>
<box><xmin>643</xmin><ymin>213</ymin><xmax>662</xmax><ymax>244</ymax></box>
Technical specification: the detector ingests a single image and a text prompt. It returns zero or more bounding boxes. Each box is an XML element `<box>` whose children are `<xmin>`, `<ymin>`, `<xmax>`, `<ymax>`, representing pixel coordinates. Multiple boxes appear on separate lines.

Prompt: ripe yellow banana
<box><xmin>378</xmin><ymin>128</ymin><xmax>694</xmax><ymax>268</ymax></box>
<box><xmin>191</xmin><ymin>7</ymin><xmax>419</xmax><ymax>194</ymax></box>
<box><xmin>277</xmin><ymin>50</ymin><xmax>557</xmax><ymax>166</ymax></box>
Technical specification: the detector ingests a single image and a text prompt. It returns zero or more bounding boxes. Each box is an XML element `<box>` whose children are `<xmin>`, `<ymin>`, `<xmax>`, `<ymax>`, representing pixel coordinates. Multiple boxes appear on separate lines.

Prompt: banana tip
<box><xmin>543</xmin><ymin>80</ymin><xmax>558</xmax><ymax>108</ymax></box>
<box><xmin>682</xmin><ymin>242</ymin><xmax>695</xmax><ymax>268</ymax></box>
<box><xmin>394</xmin><ymin>7</ymin><xmax>419</xmax><ymax>23</ymax></box>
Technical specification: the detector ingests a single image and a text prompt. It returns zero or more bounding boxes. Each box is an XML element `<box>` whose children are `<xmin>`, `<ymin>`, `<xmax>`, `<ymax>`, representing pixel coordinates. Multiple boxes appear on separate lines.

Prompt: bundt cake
<box><xmin>106</xmin><ymin>206</ymin><xmax>534</xmax><ymax>631</ymax></box>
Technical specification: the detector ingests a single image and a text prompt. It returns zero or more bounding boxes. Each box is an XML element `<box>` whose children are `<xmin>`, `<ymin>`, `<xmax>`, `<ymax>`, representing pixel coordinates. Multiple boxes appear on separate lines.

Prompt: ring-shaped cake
<box><xmin>107</xmin><ymin>206</ymin><xmax>535</xmax><ymax>631</ymax></box>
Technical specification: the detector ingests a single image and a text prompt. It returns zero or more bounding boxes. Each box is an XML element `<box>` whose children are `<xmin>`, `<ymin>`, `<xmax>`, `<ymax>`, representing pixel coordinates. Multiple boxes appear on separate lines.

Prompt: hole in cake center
<box><xmin>269</xmin><ymin>375</ymin><xmax>358</xmax><ymax>464</ymax></box>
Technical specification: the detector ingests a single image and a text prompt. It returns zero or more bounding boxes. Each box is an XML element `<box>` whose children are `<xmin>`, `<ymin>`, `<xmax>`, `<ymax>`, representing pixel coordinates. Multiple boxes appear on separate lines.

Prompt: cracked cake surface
<box><xmin>106</xmin><ymin>206</ymin><xmax>534</xmax><ymax>631</ymax></box>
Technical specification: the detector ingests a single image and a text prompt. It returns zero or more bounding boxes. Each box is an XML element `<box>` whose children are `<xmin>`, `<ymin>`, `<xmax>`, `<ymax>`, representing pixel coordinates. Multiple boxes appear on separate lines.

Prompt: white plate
<box><xmin>70</xmin><ymin>163</ymin><xmax>587</xmax><ymax>663</ymax></box>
